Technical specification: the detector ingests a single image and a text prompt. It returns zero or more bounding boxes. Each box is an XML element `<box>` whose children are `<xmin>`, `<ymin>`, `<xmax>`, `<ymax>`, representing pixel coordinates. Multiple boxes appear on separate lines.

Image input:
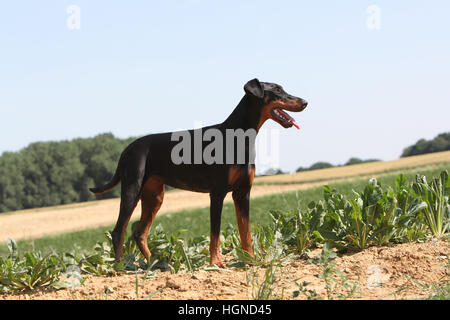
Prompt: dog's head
<box><xmin>244</xmin><ymin>78</ymin><xmax>308</xmax><ymax>130</ymax></box>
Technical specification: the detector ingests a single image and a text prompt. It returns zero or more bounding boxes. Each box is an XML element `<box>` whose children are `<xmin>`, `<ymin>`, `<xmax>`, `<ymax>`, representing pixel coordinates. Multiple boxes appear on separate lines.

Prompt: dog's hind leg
<box><xmin>111</xmin><ymin>160</ymin><xmax>146</xmax><ymax>262</ymax></box>
<box><xmin>133</xmin><ymin>178</ymin><xmax>164</xmax><ymax>262</ymax></box>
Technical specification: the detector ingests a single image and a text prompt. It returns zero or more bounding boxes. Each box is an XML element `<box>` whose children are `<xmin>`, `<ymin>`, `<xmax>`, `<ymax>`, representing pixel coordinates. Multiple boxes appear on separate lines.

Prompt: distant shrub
<box><xmin>296</xmin><ymin>158</ymin><xmax>379</xmax><ymax>173</ymax></box>
<box><xmin>401</xmin><ymin>132</ymin><xmax>450</xmax><ymax>157</ymax></box>
<box><xmin>344</xmin><ymin>158</ymin><xmax>380</xmax><ymax>166</ymax></box>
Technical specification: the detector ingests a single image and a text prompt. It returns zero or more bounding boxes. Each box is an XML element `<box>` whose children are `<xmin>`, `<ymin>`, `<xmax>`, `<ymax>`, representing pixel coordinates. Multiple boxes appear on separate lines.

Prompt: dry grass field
<box><xmin>256</xmin><ymin>150</ymin><xmax>450</xmax><ymax>185</ymax></box>
<box><xmin>0</xmin><ymin>151</ymin><xmax>449</xmax><ymax>242</ymax></box>
<box><xmin>0</xmin><ymin>183</ymin><xmax>313</xmax><ymax>242</ymax></box>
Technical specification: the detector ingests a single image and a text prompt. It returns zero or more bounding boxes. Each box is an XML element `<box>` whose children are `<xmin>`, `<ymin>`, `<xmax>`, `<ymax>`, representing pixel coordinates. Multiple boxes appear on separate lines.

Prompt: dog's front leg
<box><xmin>209</xmin><ymin>191</ymin><xmax>226</xmax><ymax>268</ymax></box>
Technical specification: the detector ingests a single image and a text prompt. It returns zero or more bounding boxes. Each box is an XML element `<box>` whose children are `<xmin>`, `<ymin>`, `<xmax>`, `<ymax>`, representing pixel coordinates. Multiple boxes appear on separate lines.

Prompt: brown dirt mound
<box><xmin>1</xmin><ymin>240</ymin><xmax>448</xmax><ymax>300</ymax></box>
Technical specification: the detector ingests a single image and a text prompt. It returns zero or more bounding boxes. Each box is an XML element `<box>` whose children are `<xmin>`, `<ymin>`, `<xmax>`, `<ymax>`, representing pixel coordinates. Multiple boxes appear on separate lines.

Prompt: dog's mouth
<box><xmin>270</xmin><ymin>108</ymin><xmax>301</xmax><ymax>129</ymax></box>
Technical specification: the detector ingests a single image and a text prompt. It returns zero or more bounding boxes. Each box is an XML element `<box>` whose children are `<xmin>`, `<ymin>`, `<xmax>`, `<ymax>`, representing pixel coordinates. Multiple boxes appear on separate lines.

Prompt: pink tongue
<box><xmin>278</xmin><ymin>109</ymin><xmax>301</xmax><ymax>130</ymax></box>
<box><xmin>292</xmin><ymin>120</ymin><xmax>300</xmax><ymax>130</ymax></box>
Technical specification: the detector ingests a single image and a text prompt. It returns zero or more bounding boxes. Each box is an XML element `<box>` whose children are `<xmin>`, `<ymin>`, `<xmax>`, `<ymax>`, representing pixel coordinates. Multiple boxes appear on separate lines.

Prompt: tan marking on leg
<box><xmin>209</xmin><ymin>233</ymin><xmax>224</xmax><ymax>268</ymax></box>
<box><xmin>133</xmin><ymin>177</ymin><xmax>164</xmax><ymax>262</ymax></box>
<box><xmin>228</xmin><ymin>166</ymin><xmax>244</xmax><ymax>186</ymax></box>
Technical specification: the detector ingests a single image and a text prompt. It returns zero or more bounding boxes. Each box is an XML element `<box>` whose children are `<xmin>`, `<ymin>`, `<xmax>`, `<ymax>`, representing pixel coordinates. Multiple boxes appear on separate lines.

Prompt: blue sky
<box><xmin>1</xmin><ymin>1</ymin><xmax>449</xmax><ymax>173</ymax></box>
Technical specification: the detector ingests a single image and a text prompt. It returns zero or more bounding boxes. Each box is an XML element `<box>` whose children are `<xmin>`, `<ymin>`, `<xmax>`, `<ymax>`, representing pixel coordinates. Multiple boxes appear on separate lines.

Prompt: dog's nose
<box><xmin>302</xmin><ymin>100</ymin><xmax>308</xmax><ymax>108</ymax></box>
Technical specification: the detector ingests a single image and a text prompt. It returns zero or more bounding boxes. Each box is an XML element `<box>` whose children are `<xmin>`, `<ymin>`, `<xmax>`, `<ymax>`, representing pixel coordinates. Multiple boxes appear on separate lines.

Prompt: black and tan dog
<box><xmin>90</xmin><ymin>78</ymin><xmax>308</xmax><ymax>267</ymax></box>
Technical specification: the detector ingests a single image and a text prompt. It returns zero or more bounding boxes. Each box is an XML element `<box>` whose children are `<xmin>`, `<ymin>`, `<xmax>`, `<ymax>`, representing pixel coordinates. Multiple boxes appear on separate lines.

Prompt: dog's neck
<box><xmin>221</xmin><ymin>95</ymin><xmax>263</xmax><ymax>132</ymax></box>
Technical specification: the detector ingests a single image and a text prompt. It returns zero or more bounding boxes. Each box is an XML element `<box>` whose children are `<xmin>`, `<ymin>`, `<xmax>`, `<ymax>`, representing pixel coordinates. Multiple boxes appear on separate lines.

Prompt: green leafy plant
<box><xmin>233</xmin><ymin>211</ymin><xmax>300</xmax><ymax>266</ymax></box>
<box><xmin>292</xmin><ymin>281</ymin><xmax>320</xmax><ymax>300</ymax></box>
<box><xmin>391</xmin><ymin>174</ymin><xmax>428</xmax><ymax>242</ymax></box>
<box><xmin>0</xmin><ymin>238</ymin><xmax>66</xmax><ymax>292</ymax></box>
<box><xmin>146</xmin><ymin>224</ymin><xmax>208</xmax><ymax>273</ymax></box>
<box><xmin>233</xmin><ymin>228</ymin><xmax>286</xmax><ymax>267</ymax></box>
<box><xmin>270</xmin><ymin>209</ymin><xmax>322</xmax><ymax>256</ymax></box>
<box><xmin>412</xmin><ymin>170</ymin><xmax>450</xmax><ymax>238</ymax></box>
<box><xmin>311</xmin><ymin>174</ymin><xmax>433</xmax><ymax>251</ymax></box>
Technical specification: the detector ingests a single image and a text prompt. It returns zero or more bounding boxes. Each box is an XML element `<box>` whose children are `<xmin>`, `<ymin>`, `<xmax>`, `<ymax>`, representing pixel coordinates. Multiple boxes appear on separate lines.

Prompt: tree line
<box><xmin>295</xmin><ymin>157</ymin><xmax>380</xmax><ymax>173</ymax></box>
<box><xmin>0</xmin><ymin>133</ymin><xmax>134</xmax><ymax>213</ymax></box>
<box><xmin>294</xmin><ymin>131</ymin><xmax>449</xmax><ymax>173</ymax></box>
<box><xmin>401</xmin><ymin>132</ymin><xmax>450</xmax><ymax>157</ymax></box>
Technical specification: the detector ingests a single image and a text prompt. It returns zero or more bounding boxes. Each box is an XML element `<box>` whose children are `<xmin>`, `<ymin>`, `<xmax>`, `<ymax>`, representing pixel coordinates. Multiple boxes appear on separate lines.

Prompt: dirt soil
<box><xmin>2</xmin><ymin>240</ymin><xmax>448</xmax><ymax>300</ymax></box>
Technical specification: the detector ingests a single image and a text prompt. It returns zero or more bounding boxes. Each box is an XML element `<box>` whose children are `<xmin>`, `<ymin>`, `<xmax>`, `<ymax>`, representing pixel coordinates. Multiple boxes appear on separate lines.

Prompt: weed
<box><xmin>308</xmin><ymin>243</ymin><xmax>359</xmax><ymax>300</ymax></box>
<box><xmin>246</xmin><ymin>261</ymin><xmax>283</xmax><ymax>300</ymax></box>
<box><xmin>412</xmin><ymin>170</ymin><xmax>450</xmax><ymax>238</ymax></box>
<box><xmin>0</xmin><ymin>238</ymin><xmax>67</xmax><ymax>292</ymax></box>
<box><xmin>292</xmin><ymin>281</ymin><xmax>320</xmax><ymax>300</ymax></box>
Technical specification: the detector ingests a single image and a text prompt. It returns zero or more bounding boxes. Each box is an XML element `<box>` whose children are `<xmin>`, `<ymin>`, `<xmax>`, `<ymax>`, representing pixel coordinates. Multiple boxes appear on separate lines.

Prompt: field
<box><xmin>0</xmin><ymin>151</ymin><xmax>449</xmax><ymax>300</ymax></box>
<box><xmin>2</xmin><ymin>151</ymin><xmax>449</xmax><ymax>243</ymax></box>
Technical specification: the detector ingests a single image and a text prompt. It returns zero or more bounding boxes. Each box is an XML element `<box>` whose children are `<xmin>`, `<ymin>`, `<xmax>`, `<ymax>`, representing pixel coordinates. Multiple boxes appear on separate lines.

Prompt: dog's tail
<box><xmin>89</xmin><ymin>166</ymin><xmax>121</xmax><ymax>195</ymax></box>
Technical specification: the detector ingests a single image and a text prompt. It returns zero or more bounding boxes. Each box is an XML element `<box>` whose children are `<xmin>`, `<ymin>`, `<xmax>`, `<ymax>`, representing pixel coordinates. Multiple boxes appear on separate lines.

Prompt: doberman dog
<box><xmin>90</xmin><ymin>78</ymin><xmax>308</xmax><ymax>267</ymax></box>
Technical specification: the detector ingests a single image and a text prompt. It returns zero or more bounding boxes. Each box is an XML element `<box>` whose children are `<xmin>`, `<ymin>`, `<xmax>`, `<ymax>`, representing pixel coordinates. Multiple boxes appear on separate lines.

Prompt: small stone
<box><xmin>165</xmin><ymin>279</ymin><xmax>181</xmax><ymax>290</ymax></box>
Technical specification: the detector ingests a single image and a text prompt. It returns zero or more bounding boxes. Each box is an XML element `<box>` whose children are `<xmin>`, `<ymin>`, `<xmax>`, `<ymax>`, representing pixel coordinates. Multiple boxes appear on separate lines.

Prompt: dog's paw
<box><xmin>209</xmin><ymin>258</ymin><xmax>225</xmax><ymax>269</ymax></box>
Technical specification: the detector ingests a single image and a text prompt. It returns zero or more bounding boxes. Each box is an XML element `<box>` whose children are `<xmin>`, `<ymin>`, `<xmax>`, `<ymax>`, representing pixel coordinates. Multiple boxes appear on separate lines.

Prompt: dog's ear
<box><xmin>244</xmin><ymin>78</ymin><xmax>264</xmax><ymax>99</ymax></box>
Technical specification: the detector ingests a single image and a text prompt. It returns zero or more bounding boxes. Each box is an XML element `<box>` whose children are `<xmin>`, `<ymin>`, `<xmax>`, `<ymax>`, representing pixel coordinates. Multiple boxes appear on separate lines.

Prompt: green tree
<box><xmin>401</xmin><ymin>132</ymin><xmax>450</xmax><ymax>157</ymax></box>
<box><xmin>309</xmin><ymin>162</ymin><xmax>334</xmax><ymax>170</ymax></box>
<box><xmin>0</xmin><ymin>133</ymin><xmax>136</xmax><ymax>213</ymax></box>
